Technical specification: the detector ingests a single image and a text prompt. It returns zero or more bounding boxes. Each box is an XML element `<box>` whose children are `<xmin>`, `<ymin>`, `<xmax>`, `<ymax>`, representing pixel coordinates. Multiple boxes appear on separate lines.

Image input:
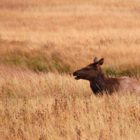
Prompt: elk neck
<box><xmin>89</xmin><ymin>72</ymin><xmax>118</xmax><ymax>94</ymax></box>
<box><xmin>89</xmin><ymin>72</ymin><xmax>105</xmax><ymax>93</ymax></box>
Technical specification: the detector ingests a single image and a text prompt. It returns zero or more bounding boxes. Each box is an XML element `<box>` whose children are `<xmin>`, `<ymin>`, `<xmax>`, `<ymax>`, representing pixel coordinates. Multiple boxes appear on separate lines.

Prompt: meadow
<box><xmin>0</xmin><ymin>0</ymin><xmax>140</xmax><ymax>140</ymax></box>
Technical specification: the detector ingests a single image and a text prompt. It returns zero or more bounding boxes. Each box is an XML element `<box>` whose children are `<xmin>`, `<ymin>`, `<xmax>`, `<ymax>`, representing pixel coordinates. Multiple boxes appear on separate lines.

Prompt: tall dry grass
<box><xmin>0</xmin><ymin>0</ymin><xmax>140</xmax><ymax>140</ymax></box>
<box><xmin>0</xmin><ymin>0</ymin><xmax>140</xmax><ymax>74</ymax></box>
<box><xmin>0</xmin><ymin>66</ymin><xmax>140</xmax><ymax>140</ymax></box>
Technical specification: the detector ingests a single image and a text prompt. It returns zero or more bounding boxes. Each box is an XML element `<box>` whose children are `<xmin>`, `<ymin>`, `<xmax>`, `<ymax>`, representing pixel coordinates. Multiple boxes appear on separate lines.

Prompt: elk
<box><xmin>73</xmin><ymin>57</ymin><xmax>140</xmax><ymax>95</ymax></box>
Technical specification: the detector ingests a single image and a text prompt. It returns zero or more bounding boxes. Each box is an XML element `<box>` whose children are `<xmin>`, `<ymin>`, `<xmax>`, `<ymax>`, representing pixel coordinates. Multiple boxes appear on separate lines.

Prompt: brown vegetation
<box><xmin>0</xmin><ymin>66</ymin><xmax>140</xmax><ymax>140</ymax></box>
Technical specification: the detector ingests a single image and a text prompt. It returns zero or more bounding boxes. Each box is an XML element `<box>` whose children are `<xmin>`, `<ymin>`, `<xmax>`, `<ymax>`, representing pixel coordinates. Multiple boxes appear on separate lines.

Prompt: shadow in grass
<box><xmin>104</xmin><ymin>67</ymin><xmax>140</xmax><ymax>77</ymax></box>
<box><xmin>0</xmin><ymin>50</ymin><xmax>71</xmax><ymax>73</ymax></box>
<box><xmin>1</xmin><ymin>49</ymin><xmax>140</xmax><ymax>76</ymax></box>
<box><xmin>51</xmin><ymin>53</ymin><xmax>71</xmax><ymax>73</ymax></box>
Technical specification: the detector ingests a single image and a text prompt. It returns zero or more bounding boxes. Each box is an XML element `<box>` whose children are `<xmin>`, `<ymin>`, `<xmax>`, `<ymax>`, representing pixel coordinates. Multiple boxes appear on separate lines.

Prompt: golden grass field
<box><xmin>0</xmin><ymin>0</ymin><xmax>140</xmax><ymax>140</ymax></box>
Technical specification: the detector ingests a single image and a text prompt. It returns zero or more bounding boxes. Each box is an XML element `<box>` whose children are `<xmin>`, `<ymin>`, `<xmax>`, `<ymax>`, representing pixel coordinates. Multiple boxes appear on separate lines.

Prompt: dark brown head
<box><xmin>73</xmin><ymin>57</ymin><xmax>104</xmax><ymax>81</ymax></box>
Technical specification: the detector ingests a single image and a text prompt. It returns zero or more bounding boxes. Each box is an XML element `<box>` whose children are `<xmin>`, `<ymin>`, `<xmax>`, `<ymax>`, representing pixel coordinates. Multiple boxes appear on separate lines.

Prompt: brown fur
<box><xmin>73</xmin><ymin>57</ymin><xmax>140</xmax><ymax>95</ymax></box>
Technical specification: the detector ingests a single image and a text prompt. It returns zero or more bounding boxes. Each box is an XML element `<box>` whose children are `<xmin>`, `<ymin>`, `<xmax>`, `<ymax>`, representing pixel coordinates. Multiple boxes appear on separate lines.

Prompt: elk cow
<box><xmin>73</xmin><ymin>57</ymin><xmax>140</xmax><ymax>95</ymax></box>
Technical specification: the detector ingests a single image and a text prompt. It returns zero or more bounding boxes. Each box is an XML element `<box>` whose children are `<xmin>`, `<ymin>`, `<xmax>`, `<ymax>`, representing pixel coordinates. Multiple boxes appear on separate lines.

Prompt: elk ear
<box><xmin>97</xmin><ymin>58</ymin><xmax>104</xmax><ymax>65</ymax></box>
<box><xmin>93</xmin><ymin>57</ymin><xmax>98</xmax><ymax>63</ymax></box>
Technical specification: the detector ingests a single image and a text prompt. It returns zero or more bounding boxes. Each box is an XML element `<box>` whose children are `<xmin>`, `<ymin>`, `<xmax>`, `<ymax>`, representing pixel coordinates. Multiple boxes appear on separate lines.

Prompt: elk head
<box><xmin>73</xmin><ymin>57</ymin><xmax>104</xmax><ymax>81</ymax></box>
